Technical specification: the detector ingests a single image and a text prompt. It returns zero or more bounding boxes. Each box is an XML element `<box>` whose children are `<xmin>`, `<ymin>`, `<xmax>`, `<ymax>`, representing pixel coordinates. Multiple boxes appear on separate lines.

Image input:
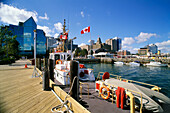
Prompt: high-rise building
<box><xmin>4</xmin><ymin>17</ymin><xmax>47</xmax><ymax>57</ymax></box>
<box><xmin>149</xmin><ymin>44</ymin><xmax>158</xmax><ymax>54</ymax></box>
<box><xmin>106</xmin><ymin>37</ymin><xmax>122</xmax><ymax>53</ymax></box>
<box><xmin>46</xmin><ymin>36</ymin><xmax>57</xmax><ymax>48</ymax></box>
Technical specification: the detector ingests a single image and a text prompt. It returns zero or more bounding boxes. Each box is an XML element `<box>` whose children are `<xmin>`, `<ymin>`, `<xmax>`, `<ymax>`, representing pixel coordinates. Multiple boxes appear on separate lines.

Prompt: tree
<box><xmin>0</xmin><ymin>25</ymin><xmax>19</xmax><ymax>59</ymax></box>
<box><xmin>75</xmin><ymin>48</ymin><xmax>81</xmax><ymax>57</ymax></box>
<box><xmin>80</xmin><ymin>49</ymin><xmax>88</xmax><ymax>56</ymax></box>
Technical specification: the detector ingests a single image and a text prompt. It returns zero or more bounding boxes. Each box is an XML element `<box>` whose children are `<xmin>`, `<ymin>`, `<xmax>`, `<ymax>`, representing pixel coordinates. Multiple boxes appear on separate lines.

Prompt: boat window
<box><xmin>60</xmin><ymin>54</ymin><xmax>64</xmax><ymax>60</ymax></box>
<box><xmin>67</xmin><ymin>55</ymin><xmax>71</xmax><ymax>60</ymax></box>
<box><xmin>55</xmin><ymin>54</ymin><xmax>60</xmax><ymax>61</ymax></box>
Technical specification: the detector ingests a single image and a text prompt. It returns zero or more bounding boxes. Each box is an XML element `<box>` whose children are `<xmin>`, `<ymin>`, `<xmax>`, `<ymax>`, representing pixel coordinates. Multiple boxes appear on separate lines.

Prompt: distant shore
<box><xmin>74</xmin><ymin>57</ymin><xmax>170</xmax><ymax>65</ymax></box>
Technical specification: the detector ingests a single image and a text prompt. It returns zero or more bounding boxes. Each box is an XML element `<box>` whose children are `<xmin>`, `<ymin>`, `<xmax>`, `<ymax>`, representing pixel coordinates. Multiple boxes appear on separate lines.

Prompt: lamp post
<box><xmin>32</xmin><ymin>29</ymin><xmax>39</xmax><ymax>77</ymax></box>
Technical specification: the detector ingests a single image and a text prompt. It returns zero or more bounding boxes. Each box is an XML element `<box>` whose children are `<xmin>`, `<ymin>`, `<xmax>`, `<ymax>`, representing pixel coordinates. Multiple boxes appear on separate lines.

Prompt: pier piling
<box><xmin>48</xmin><ymin>59</ymin><xmax>54</xmax><ymax>81</ymax></box>
<box><xmin>43</xmin><ymin>58</ymin><xmax>50</xmax><ymax>91</ymax></box>
<box><xmin>70</xmin><ymin>60</ymin><xmax>79</xmax><ymax>101</ymax></box>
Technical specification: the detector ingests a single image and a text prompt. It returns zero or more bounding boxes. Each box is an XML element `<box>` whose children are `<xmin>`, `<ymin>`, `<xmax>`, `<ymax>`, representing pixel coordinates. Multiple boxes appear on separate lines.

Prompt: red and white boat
<box><xmin>49</xmin><ymin>52</ymin><xmax>95</xmax><ymax>85</ymax></box>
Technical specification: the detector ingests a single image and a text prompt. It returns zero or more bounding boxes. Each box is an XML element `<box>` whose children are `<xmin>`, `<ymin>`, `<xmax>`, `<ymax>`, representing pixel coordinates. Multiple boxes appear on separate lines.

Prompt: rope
<box><xmin>51</xmin><ymin>76</ymin><xmax>77</xmax><ymax>113</ymax></box>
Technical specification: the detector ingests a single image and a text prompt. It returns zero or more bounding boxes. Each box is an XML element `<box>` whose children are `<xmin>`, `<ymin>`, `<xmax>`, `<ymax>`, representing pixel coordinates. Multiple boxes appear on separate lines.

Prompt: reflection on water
<box><xmin>85</xmin><ymin>63</ymin><xmax>170</xmax><ymax>97</ymax></box>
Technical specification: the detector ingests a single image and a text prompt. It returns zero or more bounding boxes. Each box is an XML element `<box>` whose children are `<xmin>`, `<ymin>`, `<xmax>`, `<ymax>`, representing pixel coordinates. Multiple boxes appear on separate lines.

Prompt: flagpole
<box><xmin>90</xmin><ymin>32</ymin><xmax>91</xmax><ymax>55</ymax></box>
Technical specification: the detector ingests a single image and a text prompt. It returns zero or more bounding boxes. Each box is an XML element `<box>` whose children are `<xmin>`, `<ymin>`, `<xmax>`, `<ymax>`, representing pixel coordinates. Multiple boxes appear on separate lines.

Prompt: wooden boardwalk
<box><xmin>0</xmin><ymin>64</ymin><xmax>60</xmax><ymax>113</ymax></box>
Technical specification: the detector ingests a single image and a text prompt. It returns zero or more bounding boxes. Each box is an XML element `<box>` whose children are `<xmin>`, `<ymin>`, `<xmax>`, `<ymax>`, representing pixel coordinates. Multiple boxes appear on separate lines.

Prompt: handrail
<box><xmin>97</xmin><ymin>72</ymin><xmax>161</xmax><ymax>92</ymax></box>
<box><xmin>79</xmin><ymin>82</ymin><xmax>89</xmax><ymax>99</ymax></box>
<box><xmin>120</xmin><ymin>78</ymin><xmax>161</xmax><ymax>92</ymax></box>
<box><xmin>97</xmin><ymin>72</ymin><xmax>121</xmax><ymax>80</ymax></box>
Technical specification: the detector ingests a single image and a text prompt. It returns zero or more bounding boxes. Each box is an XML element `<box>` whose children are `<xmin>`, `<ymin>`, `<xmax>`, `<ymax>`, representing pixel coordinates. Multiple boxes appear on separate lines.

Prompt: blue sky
<box><xmin>0</xmin><ymin>0</ymin><xmax>170</xmax><ymax>53</ymax></box>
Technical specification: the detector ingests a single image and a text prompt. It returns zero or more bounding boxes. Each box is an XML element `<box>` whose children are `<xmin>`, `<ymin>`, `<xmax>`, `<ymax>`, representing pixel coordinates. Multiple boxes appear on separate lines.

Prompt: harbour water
<box><xmin>85</xmin><ymin>63</ymin><xmax>170</xmax><ymax>98</ymax></box>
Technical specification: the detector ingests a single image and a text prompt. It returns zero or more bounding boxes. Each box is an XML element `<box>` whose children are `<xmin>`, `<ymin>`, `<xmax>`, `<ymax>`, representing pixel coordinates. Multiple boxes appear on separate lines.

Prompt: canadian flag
<box><xmin>81</xmin><ymin>26</ymin><xmax>90</xmax><ymax>34</ymax></box>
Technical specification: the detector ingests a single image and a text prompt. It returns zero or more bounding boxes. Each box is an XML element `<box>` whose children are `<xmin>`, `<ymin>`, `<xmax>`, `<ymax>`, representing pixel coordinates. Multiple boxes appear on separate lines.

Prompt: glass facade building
<box><xmin>36</xmin><ymin>29</ymin><xmax>46</xmax><ymax>56</ymax></box>
<box><xmin>6</xmin><ymin>17</ymin><xmax>46</xmax><ymax>57</ymax></box>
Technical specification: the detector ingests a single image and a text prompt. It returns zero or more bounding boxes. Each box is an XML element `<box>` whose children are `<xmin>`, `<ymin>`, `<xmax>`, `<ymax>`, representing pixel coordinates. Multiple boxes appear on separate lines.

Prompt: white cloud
<box><xmin>0</xmin><ymin>3</ymin><xmax>38</xmax><ymax>25</ymax></box>
<box><xmin>54</xmin><ymin>22</ymin><xmax>63</xmax><ymax>32</ymax></box>
<box><xmin>135</xmin><ymin>32</ymin><xmax>157</xmax><ymax>43</ymax></box>
<box><xmin>39</xmin><ymin>13</ymin><xmax>49</xmax><ymax>20</ymax></box>
<box><xmin>130</xmin><ymin>48</ymin><xmax>139</xmax><ymax>54</ymax></box>
<box><xmin>37</xmin><ymin>25</ymin><xmax>52</xmax><ymax>36</ymax></box>
<box><xmin>155</xmin><ymin>40</ymin><xmax>170</xmax><ymax>47</ymax></box>
<box><xmin>78</xmin><ymin>43</ymin><xmax>86</xmax><ymax>47</ymax></box>
<box><xmin>81</xmin><ymin>11</ymin><xmax>84</xmax><ymax>18</ymax></box>
<box><xmin>122</xmin><ymin>37</ymin><xmax>135</xmax><ymax>45</ymax></box>
<box><xmin>122</xmin><ymin>45</ymin><xmax>132</xmax><ymax>49</ymax></box>
<box><xmin>54</xmin><ymin>33</ymin><xmax>59</xmax><ymax>38</ymax></box>
<box><xmin>155</xmin><ymin>40</ymin><xmax>170</xmax><ymax>53</ymax></box>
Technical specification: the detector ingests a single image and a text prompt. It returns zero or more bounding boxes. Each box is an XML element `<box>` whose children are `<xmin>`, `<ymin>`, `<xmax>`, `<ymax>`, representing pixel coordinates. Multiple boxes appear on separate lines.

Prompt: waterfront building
<box><xmin>46</xmin><ymin>36</ymin><xmax>57</xmax><ymax>47</ymax></box>
<box><xmin>88</xmin><ymin>40</ymin><xmax>95</xmax><ymax>45</ymax></box>
<box><xmin>138</xmin><ymin>47</ymin><xmax>149</xmax><ymax>55</ymax></box>
<box><xmin>4</xmin><ymin>17</ymin><xmax>47</xmax><ymax>57</ymax></box>
<box><xmin>79</xmin><ymin>44</ymin><xmax>90</xmax><ymax>51</ymax></box>
<box><xmin>79</xmin><ymin>37</ymin><xmax>122</xmax><ymax>54</ymax></box>
<box><xmin>117</xmin><ymin>50</ymin><xmax>131</xmax><ymax>56</ymax></box>
<box><xmin>67</xmin><ymin>40</ymin><xmax>78</xmax><ymax>51</ymax></box>
<box><xmin>138</xmin><ymin>44</ymin><xmax>158</xmax><ymax>56</ymax></box>
<box><xmin>92</xmin><ymin>37</ymin><xmax>102</xmax><ymax>50</ymax></box>
<box><xmin>106</xmin><ymin>37</ymin><xmax>122</xmax><ymax>53</ymax></box>
<box><xmin>158</xmin><ymin>50</ymin><xmax>161</xmax><ymax>55</ymax></box>
<box><xmin>36</xmin><ymin>29</ymin><xmax>46</xmax><ymax>56</ymax></box>
<box><xmin>149</xmin><ymin>44</ymin><xmax>158</xmax><ymax>54</ymax></box>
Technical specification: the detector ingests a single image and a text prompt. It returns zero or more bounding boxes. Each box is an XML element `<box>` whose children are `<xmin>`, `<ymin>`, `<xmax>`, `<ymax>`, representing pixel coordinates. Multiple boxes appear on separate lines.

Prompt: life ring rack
<box><xmin>56</xmin><ymin>60</ymin><xmax>62</xmax><ymax>64</ymax></box>
<box><xmin>99</xmin><ymin>85</ymin><xmax>110</xmax><ymax>100</ymax></box>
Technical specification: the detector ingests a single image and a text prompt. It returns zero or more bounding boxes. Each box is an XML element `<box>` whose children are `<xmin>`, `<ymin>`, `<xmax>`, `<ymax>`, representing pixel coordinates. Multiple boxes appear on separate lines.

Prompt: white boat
<box><xmin>93</xmin><ymin>52</ymin><xmax>114</xmax><ymax>58</ymax></box>
<box><xmin>95</xmin><ymin>72</ymin><xmax>170</xmax><ymax>113</ymax></box>
<box><xmin>128</xmin><ymin>61</ymin><xmax>140</xmax><ymax>66</ymax></box>
<box><xmin>114</xmin><ymin>61</ymin><xmax>124</xmax><ymax>65</ymax></box>
<box><xmin>145</xmin><ymin>61</ymin><xmax>168</xmax><ymax>67</ymax></box>
<box><xmin>49</xmin><ymin>52</ymin><xmax>95</xmax><ymax>85</ymax></box>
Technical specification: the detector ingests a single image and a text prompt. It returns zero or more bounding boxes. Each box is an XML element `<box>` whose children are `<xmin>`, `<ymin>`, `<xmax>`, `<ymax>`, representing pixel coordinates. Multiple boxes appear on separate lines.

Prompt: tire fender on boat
<box><xmin>99</xmin><ymin>85</ymin><xmax>110</xmax><ymax>100</ymax></box>
<box><xmin>79</xmin><ymin>71</ymin><xmax>85</xmax><ymax>77</ymax></box>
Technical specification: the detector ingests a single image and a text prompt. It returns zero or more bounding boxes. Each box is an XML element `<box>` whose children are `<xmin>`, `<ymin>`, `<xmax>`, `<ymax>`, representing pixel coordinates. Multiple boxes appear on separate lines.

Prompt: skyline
<box><xmin>0</xmin><ymin>0</ymin><xmax>170</xmax><ymax>53</ymax></box>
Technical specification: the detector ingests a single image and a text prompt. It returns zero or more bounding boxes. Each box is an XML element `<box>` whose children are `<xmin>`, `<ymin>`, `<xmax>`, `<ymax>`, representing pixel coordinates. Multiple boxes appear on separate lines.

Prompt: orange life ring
<box><xmin>99</xmin><ymin>85</ymin><xmax>110</xmax><ymax>100</ymax></box>
<box><xmin>56</xmin><ymin>60</ymin><xmax>62</xmax><ymax>64</ymax></box>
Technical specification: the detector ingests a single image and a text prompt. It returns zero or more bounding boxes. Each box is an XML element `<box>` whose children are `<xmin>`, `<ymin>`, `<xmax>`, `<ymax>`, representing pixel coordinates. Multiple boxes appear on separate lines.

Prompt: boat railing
<box><xmin>119</xmin><ymin>78</ymin><xmax>161</xmax><ymax>92</ymax></box>
<box><xmin>97</xmin><ymin>72</ymin><xmax>121</xmax><ymax>80</ymax></box>
<box><xmin>97</xmin><ymin>72</ymin><xmax>161</xmax><ymax>92</ymax></box>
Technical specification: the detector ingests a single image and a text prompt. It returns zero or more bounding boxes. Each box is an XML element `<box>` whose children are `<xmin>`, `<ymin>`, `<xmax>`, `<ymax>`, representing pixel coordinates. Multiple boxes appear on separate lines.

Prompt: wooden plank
<box><xmin>50</xmin><ymin>80</ymin><xmax>91</xmax><ymax>113</ymax></box>
<box><xmin>26</xmin><ymin>91</ymin><xmax>59</xmax><ymax>113</ymax></box>
<box><xmin>0</xmin><ymin>64</ymin><xmax>90</xmax><ymax>113</ymax></box>
<box><xmin>0</xmin><ymin>66</ymin><xmax>58</xmax><ymax>113</ymax></box>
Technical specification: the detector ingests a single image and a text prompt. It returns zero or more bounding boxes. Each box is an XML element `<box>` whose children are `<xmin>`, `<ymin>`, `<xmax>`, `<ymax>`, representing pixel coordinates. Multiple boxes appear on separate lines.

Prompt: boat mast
<box><xmin>62</xmin><ymin>19</ymin><xmax>66</xmax><ymax>52</ymax></box>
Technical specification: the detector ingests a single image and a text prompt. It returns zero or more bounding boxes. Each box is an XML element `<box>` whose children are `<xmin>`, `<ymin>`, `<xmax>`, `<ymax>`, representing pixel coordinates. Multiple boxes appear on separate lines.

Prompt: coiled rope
<box><xmin>51</xmin><ymin>76</ymin><xmax>77</xmax><ymax>113</ymax></box>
